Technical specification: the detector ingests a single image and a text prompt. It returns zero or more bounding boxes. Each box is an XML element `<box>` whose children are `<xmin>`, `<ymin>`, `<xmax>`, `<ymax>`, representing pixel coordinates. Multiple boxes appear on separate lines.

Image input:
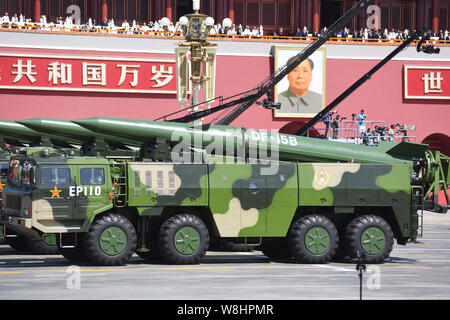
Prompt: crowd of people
<box><xmin>0</xmin><ymin>12</ymin><xmax>266</xmax><ymax>37</ymax></box>
<box><xmin>322</xmin><ymin>109</ymin><xmax>412</xmax><ymax>145</ymax></box>
<box><xmin>285</xmin><ymin>26</ymin><xmax>450</xmax><ymax>41</ymax></box>
<box><xmin>2</xmin><ymin>11</ymin><xmax>449</xmax><ymax>42</ymax></box>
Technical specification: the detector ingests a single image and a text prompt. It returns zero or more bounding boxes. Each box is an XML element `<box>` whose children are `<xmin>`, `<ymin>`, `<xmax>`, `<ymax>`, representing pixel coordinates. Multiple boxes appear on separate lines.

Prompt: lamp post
<box><xmin>175</xmin><ymin>1</ymin><xmax>217</xmax><ymax>110</ymax></box>
<box><xmin>162</xmin><ymin>1</ymin><xmax>232</xmax><ymax>119</ymax></box>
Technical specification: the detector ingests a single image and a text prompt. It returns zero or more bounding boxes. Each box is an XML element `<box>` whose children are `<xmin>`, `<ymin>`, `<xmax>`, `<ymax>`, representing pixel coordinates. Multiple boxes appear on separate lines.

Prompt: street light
<box><xmin>174</xmin><ymin>1</ymin><xmax>217</xmax><ymax>115</ymax></box>
<box><xmin>222</xmin><ymin>17</ymin><xmax>232</xmax><ymax>34</ymax></box>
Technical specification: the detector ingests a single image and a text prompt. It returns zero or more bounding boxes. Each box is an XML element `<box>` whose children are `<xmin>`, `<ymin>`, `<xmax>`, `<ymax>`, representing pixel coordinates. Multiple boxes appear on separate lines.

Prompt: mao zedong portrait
<box><xmin>277</xmin><ymin>58</ymin><xmax>323</xmax><ymax>115</ymax></box>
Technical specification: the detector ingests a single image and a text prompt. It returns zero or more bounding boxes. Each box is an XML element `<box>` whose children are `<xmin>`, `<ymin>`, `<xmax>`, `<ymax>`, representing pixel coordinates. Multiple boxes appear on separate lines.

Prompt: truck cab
<box><xmin>1</xmin><ymin>154</ymin><xmax>113</xmax><ymax>238</ymax></box>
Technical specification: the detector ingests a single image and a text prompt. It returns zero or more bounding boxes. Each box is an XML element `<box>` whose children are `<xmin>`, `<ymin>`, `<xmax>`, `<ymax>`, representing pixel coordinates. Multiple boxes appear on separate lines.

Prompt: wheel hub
<box><xmin>361</xmin><ymin>227</ymin><xmax>386</xmax><ymax>255</ymax></box>
<box><xmin>100</xmin><ymin>227</ymin><xmax>127</xmax><ymax>256</ymax></box>
<box><xmin>305</xmin><ymin>226</ymin><xmax>330</xmax><ymax>255</ymax></box>
<box><xmin>174</xmin><ymin>226</ymin><xmax>200</xmax><ymax>255</ymax></box>
<box><xmin>41</xmin><ymin>233</ymin><xmax>57</xmax><ymax>246</ymax></box>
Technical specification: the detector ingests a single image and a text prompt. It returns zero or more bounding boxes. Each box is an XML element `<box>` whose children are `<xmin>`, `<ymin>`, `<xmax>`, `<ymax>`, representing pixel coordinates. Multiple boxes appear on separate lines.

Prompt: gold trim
<box><xmin>404</xmin><ymin>65</ymin><xmax>450</xmax><ymax>100</ymax></box>
<box><xmin>0</xmin><ymin>52</ymin><xmax>177</xmax><ymax>94</ymax></box>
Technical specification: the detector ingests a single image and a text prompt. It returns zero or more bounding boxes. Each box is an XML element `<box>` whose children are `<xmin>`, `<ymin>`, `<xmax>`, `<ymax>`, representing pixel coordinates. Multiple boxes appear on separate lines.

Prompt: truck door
<box><xmin>75</xmin><ymin>165</ymin><xmax>110</xmax><ymax>220</ymax></box>
<box><xmin>36</xmin><ymin>166</ymin><xmax>75</xmax><ymax>221</ymax></box>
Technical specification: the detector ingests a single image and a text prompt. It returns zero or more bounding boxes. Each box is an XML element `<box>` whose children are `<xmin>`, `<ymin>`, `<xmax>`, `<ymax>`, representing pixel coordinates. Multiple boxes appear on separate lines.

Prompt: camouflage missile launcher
<box><xmin>2</xmin><ymin>117</ymin><xmax>448</xmax><ymax>266</ymax></box>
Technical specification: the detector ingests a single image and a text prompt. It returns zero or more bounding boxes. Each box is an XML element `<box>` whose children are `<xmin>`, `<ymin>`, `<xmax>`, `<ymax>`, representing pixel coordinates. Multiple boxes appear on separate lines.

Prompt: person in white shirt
<box><xmin>1</xmin><ymin>12</ymin><xmax>10</xmax><ymax>25</ymax></box>
<box><xmin>242</xmin><ymin>25</ymin><xmax>251</xmax><ymax>38</ymax></box>
<box><xmin>251</xmin><ymin>26</ymin><xmax>259</xmax><ymax>37</ymax></box>
<box><xmin>65</xmin><ymin>16</ymin><xmax>73</xmax><ymax>30</ymax></box>
<box><xmin>227</xmin><ymin>24</ymin><xmax>236</xmax><ymax>36</ymax></box>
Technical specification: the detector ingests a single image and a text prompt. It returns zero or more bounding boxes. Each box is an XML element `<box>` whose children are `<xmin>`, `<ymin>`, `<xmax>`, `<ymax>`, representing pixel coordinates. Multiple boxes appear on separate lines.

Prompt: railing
<box><xmin>307</xmin><ymin>120</ymin><xmax>417</xmax><ymax>145</ymax></box>
<box><xmin>1</xmin><ymin>22</ymin><xmax>450</xmax><ymax>46</ymax></box>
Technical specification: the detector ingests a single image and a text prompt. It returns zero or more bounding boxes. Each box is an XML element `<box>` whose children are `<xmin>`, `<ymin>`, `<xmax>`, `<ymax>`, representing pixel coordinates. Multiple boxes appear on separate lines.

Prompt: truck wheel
<box><xmin>345</xmin><ymin>215</ymin><xmax>394</xmax><ymax>264</ymax></box>
<box><xmin>261</xmin><ymin>238</ymin><xmax>292</xmax><ymax>259</ymax></box>
<box><xmin>288</xmin><ymin>215</ymin><xmax>339</xmax><ymax>264</ymax></box>
<box><xmin>25</xmin><ymin>233</ymin><xmax>60</xmax><ymax>255</ymax></box>
<box><xmin>158</xmin><ymin>214</ymin><xmax>209</xmax><ymax>265</ymax></box>
<box><xmin>83</xmin><ymin>213</ymin><xmax>137</xmax><ymax>266</ymax></box>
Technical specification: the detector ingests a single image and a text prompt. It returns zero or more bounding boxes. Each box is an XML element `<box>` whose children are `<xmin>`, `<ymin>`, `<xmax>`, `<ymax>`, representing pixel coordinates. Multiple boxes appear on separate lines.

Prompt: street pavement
<box><xmin>0</xmin><ymin>210</ymin><xmax>449</xmax><ymax>300</ymax></box>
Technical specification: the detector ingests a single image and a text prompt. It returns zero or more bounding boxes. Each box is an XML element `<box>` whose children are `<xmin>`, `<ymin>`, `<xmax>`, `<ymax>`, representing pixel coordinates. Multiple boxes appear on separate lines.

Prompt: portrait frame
<box><xmin>273</xmin><ymin>46</ymin><xmax>327</xmax><ymax>118</ymax></box>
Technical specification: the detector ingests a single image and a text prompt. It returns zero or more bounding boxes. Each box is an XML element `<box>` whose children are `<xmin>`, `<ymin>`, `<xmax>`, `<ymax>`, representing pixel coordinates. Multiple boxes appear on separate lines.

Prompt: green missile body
<box><xmin>72</xmin><ymin>117</ymin><xmax>429</xmax><ymax>168</ymax></box>
<box><xmin>17</xmin><ymin>118</ymin><xmax>142</xmax><ymax>148</ymax></box>
<box><xmin>0</xmin><ymin>120</ymin><xmax>82</xmax><ymax>147</ymax></box>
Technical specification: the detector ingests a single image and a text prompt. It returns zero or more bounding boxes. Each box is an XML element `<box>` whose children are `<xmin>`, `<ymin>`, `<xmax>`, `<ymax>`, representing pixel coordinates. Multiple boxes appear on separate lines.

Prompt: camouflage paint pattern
<box><xmin>0</xmin><ymin>150</ymin><xmax>418</xmax><ymax>246</ymax></box>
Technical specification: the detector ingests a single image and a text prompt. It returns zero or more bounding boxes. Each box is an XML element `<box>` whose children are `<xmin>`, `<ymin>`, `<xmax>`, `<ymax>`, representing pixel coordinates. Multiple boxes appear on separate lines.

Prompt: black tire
<box><xmin>4</xmin><ymin>230</ymin><xmax>31</xmax><ymax>252</ymax></box>
<box><xmin>56</xmin><ymin>234</ymin><xmax>89</xmax><ymax>263</ymax></box>
<box><xmin>83</xmin><ymin>213</ymin><xmax>137</xmax><ymax>266</ymax></box>
<box><xmin>288</xmin><ymin>215</ymin><xmax>339</xmax><ymax>264</ymax></box>
<box><xmin>345</xmin><ymin>215</ymin><xmax>394</xmax><ymax>264</ymax></box>
<box><xmin>25</xmin><ymin>234</ymin><xmax>60</xmax><ymax>255</ymax></box>
<box><xmin>158</xmin><ymin>214</ymin><xmax>209</xmax><ymax>265</ymax></box>
<box><xmin>261</xmin><ymin>238</ymin><xmax>292</xmax><ymax>259</ymax></box>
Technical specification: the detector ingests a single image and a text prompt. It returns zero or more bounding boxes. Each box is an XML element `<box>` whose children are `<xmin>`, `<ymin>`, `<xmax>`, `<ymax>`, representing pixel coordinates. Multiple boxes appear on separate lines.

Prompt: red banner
<box><xmin>0</xmin><ymin>53</ymin><xmax>178</xmax><ymax>94</ymax></box>
<box><xmin>404</xmin><ymin>65</ymin><xmax>450</xmax><ymax>100</ymax></box>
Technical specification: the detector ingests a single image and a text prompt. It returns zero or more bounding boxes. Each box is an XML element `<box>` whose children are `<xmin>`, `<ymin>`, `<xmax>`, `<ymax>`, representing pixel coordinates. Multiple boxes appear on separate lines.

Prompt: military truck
<box><xmin>1</xmin><ymin>117</ymin><xmax>448</xmax><ymax>266</ymax></box>
<box><xmin>0</xmin><ymin>118</ymin><xmax>130</xmax><ymax>255</ymax></box>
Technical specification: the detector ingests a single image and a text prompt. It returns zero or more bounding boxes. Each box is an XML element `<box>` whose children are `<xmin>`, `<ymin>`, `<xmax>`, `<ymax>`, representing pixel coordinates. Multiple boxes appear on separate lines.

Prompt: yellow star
<box><xmin>50</xmin><ymin>186</ymin><xmax>62</xmax><ymax>198</ymax></box>
<box><xmin>0</xmin><ymin>182</ymin><xmax>5</xmax><ymax>191</ymax></box>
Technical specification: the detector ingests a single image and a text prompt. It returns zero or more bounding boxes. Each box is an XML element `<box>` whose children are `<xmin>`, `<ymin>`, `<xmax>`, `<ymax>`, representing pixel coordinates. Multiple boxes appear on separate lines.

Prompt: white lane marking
<box><xmin>312</xmin><ymin>264</ymin><xmax>354</xmax><ymax>272</ymax></box>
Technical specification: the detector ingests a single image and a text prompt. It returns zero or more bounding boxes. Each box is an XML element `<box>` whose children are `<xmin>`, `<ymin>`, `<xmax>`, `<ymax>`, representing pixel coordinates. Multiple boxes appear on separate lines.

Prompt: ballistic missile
<box><xmin>0</xmin><ymin>120</ymin><xmax>83</xmax><ymax>148</ymax></box>
<box><xmin>17</xmin><ymin>118</ymin><xmax>142</xmax><ymax>149</ymax></box>
<box><xmin>72</xmin><ymin>117</ymin><xmax>429</xmax><ymax>168</ymax></box>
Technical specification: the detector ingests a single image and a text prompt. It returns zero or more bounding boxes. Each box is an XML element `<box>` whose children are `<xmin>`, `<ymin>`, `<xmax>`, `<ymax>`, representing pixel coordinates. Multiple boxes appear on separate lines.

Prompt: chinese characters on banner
<box><xmin>0</xmin><ymin>54</ymin><xmax>178</xmax><ymax>93</ymax></box>
<box><xmin>404</xmin><ymin>66</ymin><xmax>450</xmax><ymax>100</ymax></box>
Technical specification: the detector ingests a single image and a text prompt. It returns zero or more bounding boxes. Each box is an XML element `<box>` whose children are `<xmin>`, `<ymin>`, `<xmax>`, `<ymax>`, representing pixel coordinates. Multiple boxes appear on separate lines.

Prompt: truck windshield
<box><xmin>7</xmin><ymin>159</ymin><xmax>37</xmax><ymax>189</ymax></box>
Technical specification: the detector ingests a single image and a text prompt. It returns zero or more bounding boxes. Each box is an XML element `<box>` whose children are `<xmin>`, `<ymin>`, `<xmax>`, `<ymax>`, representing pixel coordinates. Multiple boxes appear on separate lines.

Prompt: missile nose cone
<box><xmin>72</xmin><ymin>117</ymin><xmax>120</xmax><ymax>138</ymax></box>
<box><xmin>71</xmin><ymin>117</ymin><xmax>101</xmax><ymax>128</ymax></box>
<box><xmin>17</xmin><ymin>118</ymin><xmax>80</xmax><ymax>132</ymax></box>
<box><xmin>16</xmin><ymin>118</ymin><xmax>42</xmax><ymax>129</ymax></box>
<box><xmin>0</xmin><ymin>120</ymin><xmax>38</xmax><ymax>139</ymax></box>
<box><xmin>72</xmin><ymin>117</ymin><xmax>193</xmax><ymax>145</ymax></box>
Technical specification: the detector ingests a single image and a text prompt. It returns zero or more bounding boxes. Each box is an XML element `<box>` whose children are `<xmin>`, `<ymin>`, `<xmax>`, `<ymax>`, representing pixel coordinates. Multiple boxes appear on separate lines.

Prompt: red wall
<box><xmin>1</xmin><ymin>45</ymin><xmax>449</xmax><ymax>149</ymax></box>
